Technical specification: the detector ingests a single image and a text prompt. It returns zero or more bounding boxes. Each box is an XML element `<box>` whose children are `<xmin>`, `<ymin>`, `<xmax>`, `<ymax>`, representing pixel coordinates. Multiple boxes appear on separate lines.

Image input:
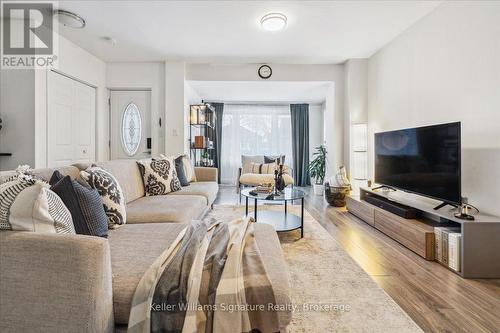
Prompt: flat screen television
<box><xmin>374</xmin><ymin>122</ymin><xmax>461</xmax><ymax>205</ymax></box>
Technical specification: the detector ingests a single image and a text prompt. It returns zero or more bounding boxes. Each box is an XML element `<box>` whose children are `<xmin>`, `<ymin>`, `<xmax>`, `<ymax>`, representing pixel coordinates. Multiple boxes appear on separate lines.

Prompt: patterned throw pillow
<box><xmin>0</xmin><ymin>178</ymin><xmax>75</xmax><ymax>234</ymax></box>
<box><xmin>161</xmin><ymin>154</ymin><xmax>196</xmax><ymax>182</ymax></box>
<box><xmin>137</xmin><ymin>157</ymin><xmax>182</xmax><ymax>196</ymax></box>
<box><xmin>80</xmin><ymin>167</ymin><xmax>127</xmax><ymax>228</ymax></box>
<box><xmin>250</xmin><ymin>162</ymin><xmax>277</xmax><ymax>174</ymax></box>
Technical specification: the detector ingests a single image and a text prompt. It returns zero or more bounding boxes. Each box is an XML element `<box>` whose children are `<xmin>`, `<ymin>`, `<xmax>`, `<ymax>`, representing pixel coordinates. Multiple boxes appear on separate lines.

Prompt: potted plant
<box><xmin>201</xmin><ymin>151</ymin><xmax>210</xmax><ymax>166</ymax></box>
<box><xmin>308</xmin><ymin>145</ymin><xmax>327</xmax><ymax>195</ymax></box>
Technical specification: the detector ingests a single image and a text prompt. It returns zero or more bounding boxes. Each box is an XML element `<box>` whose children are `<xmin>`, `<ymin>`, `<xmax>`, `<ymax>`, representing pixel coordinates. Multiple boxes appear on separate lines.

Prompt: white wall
<box><xmin>309</xmin><ymin>103</ymin><xmax>324</xmax><ymax>162</ymax></box>
<box><xmin>187</xmin><ymin>63</ymin><xmax>344</xmax><ymax>179</ymax></box>
<box><xmin>367</xmin><ymin>1</ymin><xmax>500</xmax><ymax>215</ymax></box>
<box><xmin>34</xmin><ymin>33</ymin><xmax>107</xmax><ymax>166</ymax></box>
<box><xmin>106</xmin><ymin>62</ymin><xmax>165</xmax><ymax>156</ymax></box>
<box><xmin>165</xmin><ymin>62</ymin><xmax>187</xmax><ymax>156</ymax></box>
<box><xmin>0</xmin><ymin>70</ymin><xmax>35</xmax><ymax>170</ymax></box>
<box><xmin>1</xmin><ymin>32</ymin><xmax>107</xmax><ymax>169</ymax></box>
<box><xmin>344</xmin><ymin>59</ymin><xmax>368</xmax><ymax>192</ymax></box>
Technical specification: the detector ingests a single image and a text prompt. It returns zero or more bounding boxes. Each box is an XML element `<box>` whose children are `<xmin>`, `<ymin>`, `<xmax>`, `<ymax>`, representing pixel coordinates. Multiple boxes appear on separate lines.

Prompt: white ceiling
<box><xmin>187</xmin><ymin>81</ymin><xmax>332</xmax><ymax>104</ymax></box>
<box><xmin>56</xmin><ymin>1</ymin><xmax>442</xmax><ymax>63</ymax></box>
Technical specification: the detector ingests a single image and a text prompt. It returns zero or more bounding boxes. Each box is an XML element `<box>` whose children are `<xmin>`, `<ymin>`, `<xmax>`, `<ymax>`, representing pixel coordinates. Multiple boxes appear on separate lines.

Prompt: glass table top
<box><xmin>241</xmin><ymin>187</ymin><xmax>305</xmax><ymax>201</ymax></box>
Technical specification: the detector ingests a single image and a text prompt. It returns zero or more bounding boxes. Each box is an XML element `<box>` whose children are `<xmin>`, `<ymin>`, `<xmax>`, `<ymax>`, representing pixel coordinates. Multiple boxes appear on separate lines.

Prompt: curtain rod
<box><xmin>203</xmin><ymin>100</ymin><xmax>324</xmax><ymax>107</ymax></box>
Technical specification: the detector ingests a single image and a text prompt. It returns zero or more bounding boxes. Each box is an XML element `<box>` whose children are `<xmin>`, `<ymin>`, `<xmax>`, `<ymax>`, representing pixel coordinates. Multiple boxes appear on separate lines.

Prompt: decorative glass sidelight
<box><xmin>121</xmin><ymin>103</ymin><xmax>142</xmax><ymax>156</ymax></box>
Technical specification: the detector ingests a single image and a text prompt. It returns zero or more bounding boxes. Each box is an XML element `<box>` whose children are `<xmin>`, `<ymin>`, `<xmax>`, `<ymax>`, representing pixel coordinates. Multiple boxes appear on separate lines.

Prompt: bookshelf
<box><xmin>189</xmin><ymin>103</ymin><xmax>217</xmax><ymax>167</ymax></box>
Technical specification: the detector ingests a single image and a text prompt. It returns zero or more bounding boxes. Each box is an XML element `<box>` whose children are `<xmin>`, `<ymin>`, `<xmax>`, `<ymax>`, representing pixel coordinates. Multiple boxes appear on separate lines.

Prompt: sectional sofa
<box><xmin>0</xmin><ymin>159</ymin><xmax>292</xmax><ymax>332</ymax></box>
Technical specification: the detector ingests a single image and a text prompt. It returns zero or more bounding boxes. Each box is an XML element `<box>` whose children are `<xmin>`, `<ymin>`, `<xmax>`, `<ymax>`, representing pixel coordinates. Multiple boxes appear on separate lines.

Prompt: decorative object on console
<box><xmin>307</xmin><ymin>145</ymin><xmax>327</xmax><ymax>195</ymax></box>
<box><xmin>80</xmin><ymin>167</ymin><xmax>127</xmax><ymax>228</ymax></box>
<box><xmin>137</xmin><ymin>157</ymin><xmax>182</xmax><ymax>196</ymax></box>
<box><xmin>454</xmin><ymin>199</ymin><xmax>478</xmax><ymax>221</ymax></box>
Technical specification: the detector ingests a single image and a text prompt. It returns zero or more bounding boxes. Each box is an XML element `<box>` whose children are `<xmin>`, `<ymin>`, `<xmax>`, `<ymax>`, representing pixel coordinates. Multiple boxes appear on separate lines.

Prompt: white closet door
<box><xmin>48</xmin><ymin>71</ymin><xmax>96</xmax><ymax>167</ymax></box>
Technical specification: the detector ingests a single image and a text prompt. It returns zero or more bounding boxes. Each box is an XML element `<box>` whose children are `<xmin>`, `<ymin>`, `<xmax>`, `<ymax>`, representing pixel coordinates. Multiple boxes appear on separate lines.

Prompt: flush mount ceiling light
<box><xmin>260</xmin><ymin>13</ymin><xmax>287</xmax><ymax>32</ymax></box>
<box><xmin>54</xmin><ymin>9</ymin><xmax>86</xmax><ymax>29</ymax></box>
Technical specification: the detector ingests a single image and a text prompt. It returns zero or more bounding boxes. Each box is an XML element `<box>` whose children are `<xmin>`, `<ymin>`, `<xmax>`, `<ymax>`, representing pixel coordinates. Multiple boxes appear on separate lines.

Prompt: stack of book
<box><xmin>255</xmin><ymin>183</ymin><xmax>274</xmax><ymax>194</ymax></box>
<box><xmin>435</xmin><ymin>227</ymin><xmax>462</xmax><ymax>272</ymax></box>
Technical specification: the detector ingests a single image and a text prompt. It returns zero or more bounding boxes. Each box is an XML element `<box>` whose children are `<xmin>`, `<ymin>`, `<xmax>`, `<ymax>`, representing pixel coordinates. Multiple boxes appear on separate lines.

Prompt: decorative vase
<box><xmin>276</xmin><ymin>165</ymin><xmax>286</xmax><ymax>192</ymax></box>
<box><xmin>274</xmin><ymin>166</ymin><xmax>286</xmax><ymax>194</ymax></box>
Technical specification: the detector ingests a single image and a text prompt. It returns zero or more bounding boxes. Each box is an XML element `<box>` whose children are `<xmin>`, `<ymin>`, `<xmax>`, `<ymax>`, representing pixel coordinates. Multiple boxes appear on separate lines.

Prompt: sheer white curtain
<box><xmin>221</xmin><ymin>104</ymin><xmax>292</xmax><ymax>184</ymax></box>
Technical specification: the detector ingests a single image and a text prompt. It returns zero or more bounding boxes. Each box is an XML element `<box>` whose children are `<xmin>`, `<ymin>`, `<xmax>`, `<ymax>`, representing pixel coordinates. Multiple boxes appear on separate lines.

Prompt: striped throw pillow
<box><xmin>250</xmin><ymin>162</ymin><xmax>277</xmax><ymax>174</ymax></box>
<box><xmin>0</xmin><ymin>178</ymin><xmax>75</xmax><ymax>234</ymax></box>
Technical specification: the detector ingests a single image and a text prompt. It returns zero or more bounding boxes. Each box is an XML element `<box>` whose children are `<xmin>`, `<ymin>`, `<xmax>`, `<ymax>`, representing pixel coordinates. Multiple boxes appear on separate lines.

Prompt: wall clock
<box><xmin>258</xmin><ymin>65</ymin><xmax>272</xmax><ymax>79</ymax></box>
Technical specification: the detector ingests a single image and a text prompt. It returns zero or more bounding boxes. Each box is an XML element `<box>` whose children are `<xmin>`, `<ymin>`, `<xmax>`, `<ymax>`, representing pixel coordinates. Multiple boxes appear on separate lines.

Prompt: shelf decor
<box><xmin>190</xmin><ymin>104</ymin><xmax>208</xmax><ymax>125</ymax></box>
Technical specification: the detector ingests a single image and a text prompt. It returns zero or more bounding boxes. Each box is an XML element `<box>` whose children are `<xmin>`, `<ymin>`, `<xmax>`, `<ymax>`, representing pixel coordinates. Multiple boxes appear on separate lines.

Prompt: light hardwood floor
<box><xmin>214</xmin><ymin>185</ymin><xmax>500</xmax><ymax>333</ymax></box>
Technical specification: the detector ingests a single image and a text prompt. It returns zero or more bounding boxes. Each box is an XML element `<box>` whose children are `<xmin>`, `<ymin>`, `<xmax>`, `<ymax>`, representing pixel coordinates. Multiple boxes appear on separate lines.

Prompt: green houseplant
<box><xmin>308</xmin><ymin>145</ymin><xmax>327</xmax><ymax>195</ymax></box>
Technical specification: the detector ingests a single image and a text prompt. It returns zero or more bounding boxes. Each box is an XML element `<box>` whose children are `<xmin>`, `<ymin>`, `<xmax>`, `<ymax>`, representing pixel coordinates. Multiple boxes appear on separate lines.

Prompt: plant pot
<box><xmin>313</xmin><ymin>184</ymin><xmax>325</xmax><ymax>196</ymax></box>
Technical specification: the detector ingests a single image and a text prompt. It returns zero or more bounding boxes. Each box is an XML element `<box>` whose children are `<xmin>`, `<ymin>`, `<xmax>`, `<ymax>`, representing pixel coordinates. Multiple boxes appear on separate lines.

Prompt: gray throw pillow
<box><xmin>175</xmin><ymin>156</ymin><xmax>190</xmax><ymax>186</ymax></box>
<box><xmin>73</xmin><ymin>181</ymin><xmax>109</xmax><ymax>237</ymax></box>
<box><xmin>50</xmin><ymin>170</ymin><xmax>108</xmax><ymax>237</ymax></box>
<box><xmin>265</xmin><ymin>155</ymin><xmax>286</xmax><ymax>165</ymax></box>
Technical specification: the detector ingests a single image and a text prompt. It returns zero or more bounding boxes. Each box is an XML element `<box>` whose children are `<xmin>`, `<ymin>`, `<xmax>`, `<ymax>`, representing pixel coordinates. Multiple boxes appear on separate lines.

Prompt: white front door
<box><xmin>47</xmin><ymin>71</ymin><xmax>96</xmax><ymax>167</ymax></box>
<box><xmin>110</xmin><ymin>90</ymin><xmax>151</xmax><ymax>160</ymax></box>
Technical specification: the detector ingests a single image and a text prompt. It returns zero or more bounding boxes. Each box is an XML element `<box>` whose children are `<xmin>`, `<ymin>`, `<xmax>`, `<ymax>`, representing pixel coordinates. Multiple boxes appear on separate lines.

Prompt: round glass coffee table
<box><xmin>241</xmin><ymin>187</ymin><xmax>305</xmax><ymax>238</ymax></box>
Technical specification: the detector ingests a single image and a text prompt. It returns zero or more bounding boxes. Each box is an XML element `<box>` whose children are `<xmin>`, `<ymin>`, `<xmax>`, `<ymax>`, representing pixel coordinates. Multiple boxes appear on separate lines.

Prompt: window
<box><xmin>221</xmin><ymin>104</ymin><xmax>292</xmax><ymax>184</ymax></box>
<box><xmin>121</xmin><ymin>103</ymin><xmax>142</xmax><ymax>156</ymax></box>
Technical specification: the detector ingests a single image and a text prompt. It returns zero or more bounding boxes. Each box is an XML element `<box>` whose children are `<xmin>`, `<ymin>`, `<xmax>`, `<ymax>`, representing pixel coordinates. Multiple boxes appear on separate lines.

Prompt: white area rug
<box><xmin>207</xmin><ymin>205</ymin><xmax>422</xmax><ymax>333</ymax></box>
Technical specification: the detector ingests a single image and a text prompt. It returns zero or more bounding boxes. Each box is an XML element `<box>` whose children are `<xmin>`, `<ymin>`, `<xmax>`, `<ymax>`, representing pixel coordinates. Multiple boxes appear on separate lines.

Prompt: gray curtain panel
<box><xmin>211</xmin><ymin>102</ymin><xmax>224</xmax><ymax>184</ymax></box>
<box><xmin>290</xmin><ymin>104</ymin><xmax>310</xmax><ymax>186</ymax></box>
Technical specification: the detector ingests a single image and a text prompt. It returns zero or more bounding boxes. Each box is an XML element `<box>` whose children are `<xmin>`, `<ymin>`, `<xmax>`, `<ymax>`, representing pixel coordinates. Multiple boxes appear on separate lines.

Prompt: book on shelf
<box><xmin>435</xmin><ymin>228</ymin><xmax>443</xmax><ymax>263</ymax></box>
<box><xmin>448</xmin><ymin>233</ymin><xmax>462</xmax><ymax>272</ymax></box>
<box><xmin>434</xmin><ymin>226</ymin><xmax>461</xmax><ymax>268</ymax></box>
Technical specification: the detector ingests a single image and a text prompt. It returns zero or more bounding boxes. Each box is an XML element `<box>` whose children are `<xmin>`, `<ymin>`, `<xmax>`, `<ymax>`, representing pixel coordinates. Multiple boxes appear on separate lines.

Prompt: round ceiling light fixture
<box><xmin>260</xmin><ymin>13</ymin><xmax>287</xmax><ymax>32</ymax></box>
<box><xmin>54</xmin><ymin>9</ymin><xmax>86</xmax><ymax>29</ymax></box>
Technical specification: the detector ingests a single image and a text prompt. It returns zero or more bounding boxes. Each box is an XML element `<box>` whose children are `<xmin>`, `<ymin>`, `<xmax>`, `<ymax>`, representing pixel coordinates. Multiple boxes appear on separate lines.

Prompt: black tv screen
<box><xmin>375</xmin><ymin>122</ymin><xmax>461</xmax><ymax>204</ymax></box>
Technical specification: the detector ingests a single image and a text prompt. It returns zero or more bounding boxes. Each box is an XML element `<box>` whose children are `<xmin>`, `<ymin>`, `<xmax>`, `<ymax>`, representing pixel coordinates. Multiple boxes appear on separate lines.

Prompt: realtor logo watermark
<box><xmin>1</xmin><ymin>1</ymin><xmax>58</xmax><ymax>68</ymax></box>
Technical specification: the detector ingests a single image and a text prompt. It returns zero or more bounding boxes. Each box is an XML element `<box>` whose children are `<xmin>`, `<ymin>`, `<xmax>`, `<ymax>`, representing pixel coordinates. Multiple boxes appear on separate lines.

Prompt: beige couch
<box><xmin>0</xmin><ymin>160</ymin><xmax>292</xmax><ymax>332</ymax></box>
